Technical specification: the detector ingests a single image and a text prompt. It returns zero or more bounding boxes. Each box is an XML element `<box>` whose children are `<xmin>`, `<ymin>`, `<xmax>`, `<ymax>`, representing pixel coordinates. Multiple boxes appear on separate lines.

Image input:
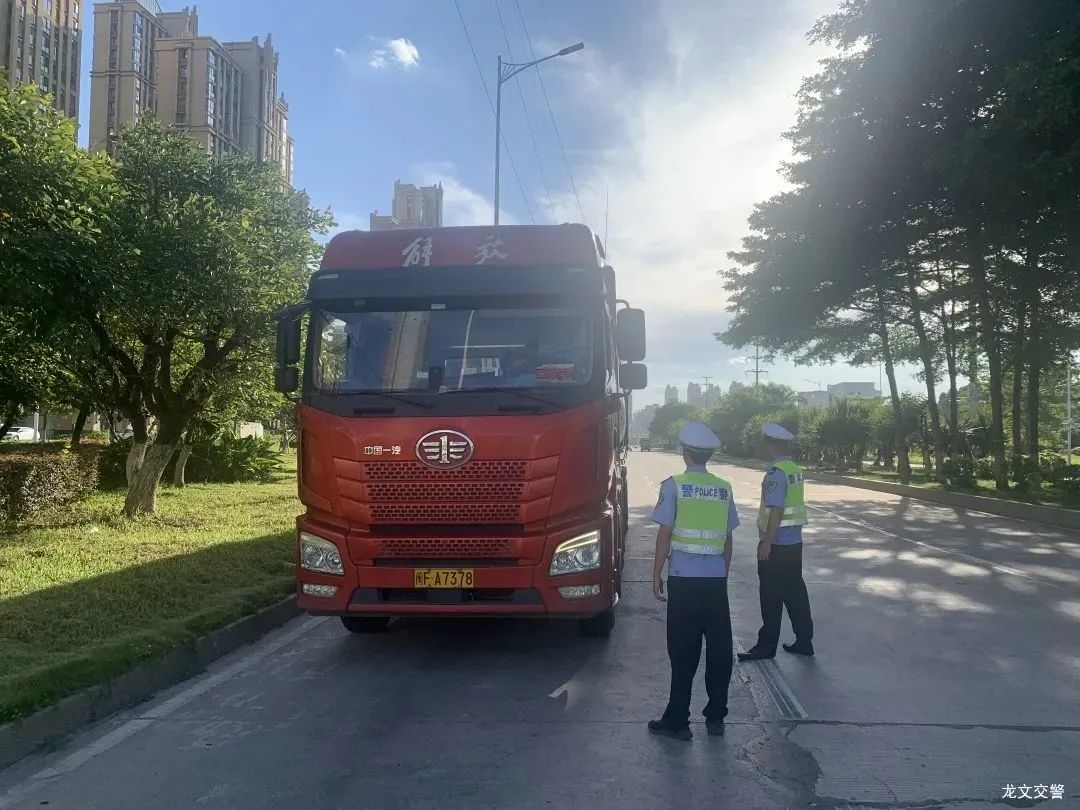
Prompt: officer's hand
<box><xmin>757</xmin><ymin>541</ymin><xmax>772</xmax><ymax>562</ymax></box>
<box><xmin>653</xmin><ymin>574</ymin><xmax>666</xmax><ymax>602</ymax></box>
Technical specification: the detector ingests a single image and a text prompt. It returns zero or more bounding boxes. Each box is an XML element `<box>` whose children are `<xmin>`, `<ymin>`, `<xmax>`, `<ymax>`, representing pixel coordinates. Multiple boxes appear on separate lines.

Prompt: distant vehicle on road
<box><xmin>639</xmin><ymin>438</ymin><xmax>652</xmax><ymax>452</ymax></box>
<box><xmin>2</xmin><ymin>426</ymin><xmax>39</xmax><ymax>441</ymax></box>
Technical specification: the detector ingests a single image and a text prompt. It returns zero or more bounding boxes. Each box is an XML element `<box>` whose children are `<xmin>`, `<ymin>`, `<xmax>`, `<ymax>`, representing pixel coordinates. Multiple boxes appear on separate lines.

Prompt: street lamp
<box><xmin>493</xmin><ymin>42</ymin><xmax>584</xmax><ymax>225</ymax></box>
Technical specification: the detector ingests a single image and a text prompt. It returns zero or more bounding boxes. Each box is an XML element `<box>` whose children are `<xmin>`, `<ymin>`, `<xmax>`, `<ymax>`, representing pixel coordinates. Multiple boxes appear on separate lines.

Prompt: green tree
<box><xmin>0</xmin><ymin>313</ymin><xmax>61</xmax><ymax>435</ymax></box>
<box><xmin>817</xmin><ymin>398</ymin><xmax>872</xmax><ymax>472</ymax></box>
<box><xmin>707</xmin><ymin>382</ymin><xmax>797</xmax><ymax>456</ymax></box>
<box><xmin>0</xmin><ymin>80</ymin><xmax>116</xmax><ymax>438</ymax></box>
<box><xmin>721</xmin><ymin>1</ymin><xmax>1080</xmax><ymax>491</ymax></box>
<box><xmin>649</xmin><ymin>402</ymin><xmax>702</xmax><ymax>447</ymax></box>
<box><xmin>20</xmin><ymin>116</ymin><xmax>330</xmax><ymax>514</ymax></box>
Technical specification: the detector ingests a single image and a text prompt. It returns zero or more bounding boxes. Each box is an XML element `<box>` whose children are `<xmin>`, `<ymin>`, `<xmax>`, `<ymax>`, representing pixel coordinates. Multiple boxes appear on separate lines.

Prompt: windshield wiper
<box><xmin>441</xmin><ymin>387</ymin><xmax>559</xmax><ymax>409</ymax></box>
<box><xmin>350</xmin><ymin>391</ymin><xmax>433</xmax><ymax>412</ymax></box>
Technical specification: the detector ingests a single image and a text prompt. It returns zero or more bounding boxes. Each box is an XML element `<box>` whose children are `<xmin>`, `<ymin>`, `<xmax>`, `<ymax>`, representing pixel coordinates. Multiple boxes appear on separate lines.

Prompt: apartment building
<box><xmin>0</xmin><ymin>0</ymin><xmax>82</xmax><ymax>119</ymax></box>
<box><xmin>370</xmin><ymin>180</ymin><xmax>445</xmax><ymax>231</ymax></box>
<box><xmin>88</xmin><ymin>1</ymin><xmax>293</xmax><ymax>183</ymax></box>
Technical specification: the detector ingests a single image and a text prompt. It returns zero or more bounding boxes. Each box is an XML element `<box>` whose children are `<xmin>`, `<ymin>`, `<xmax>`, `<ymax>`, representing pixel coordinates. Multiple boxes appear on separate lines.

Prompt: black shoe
<box><xmin>782</xmin><ymin>641</ymin><xmax>815</xmax><ymax>657</ymax></box>
<box><xmin>648</xmin><ymin>720</ymin><xmax>692</xmax><ymax>741</ymax></box>
<box><xmin>737</xmin><ymin>648</ymin><xmax>775</xmax><ymax>661</ymax></box>
<box><xmin>706</xmin><ymin>721</ymin><xmax>725</xmax><ymax>737</ymax></box>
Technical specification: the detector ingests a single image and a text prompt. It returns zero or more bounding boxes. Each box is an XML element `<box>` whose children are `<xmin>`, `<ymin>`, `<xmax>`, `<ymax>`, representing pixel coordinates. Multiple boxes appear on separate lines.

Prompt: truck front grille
<box><xmin>375</xmin><ymin>537</ymin><xmax>513</xmax><ymax>558</ymax></box>
<box><xmin>365</xmin><ymin>461</ymin><xmax>527</xmax><ymax>482</ymax></box>
<box><xmin>368</xmin><ymin>481</ymin><xmax>525</xmax><ymax>502</ymax></box>
<box><xmin>370</xmin><ymin>503</ymin><xmax>521</xmax><ymax>524</ymax></box>
<box><xmin>334</xmin><ymin>456</ymin><xmax>556</xmax><ymax>526</ymax></box>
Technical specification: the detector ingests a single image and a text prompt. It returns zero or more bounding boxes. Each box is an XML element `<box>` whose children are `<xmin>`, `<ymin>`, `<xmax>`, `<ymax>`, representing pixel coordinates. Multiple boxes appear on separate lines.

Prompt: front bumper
<box><xmin>294</xmin><ymin>517</ymin><xmax>615</xmax><ymax>618</ymax></box>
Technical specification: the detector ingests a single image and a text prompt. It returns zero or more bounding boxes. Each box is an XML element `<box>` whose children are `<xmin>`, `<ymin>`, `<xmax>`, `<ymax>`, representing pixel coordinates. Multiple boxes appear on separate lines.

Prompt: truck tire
<box><xmin>579</xmin><ymin>608</ymin><xmax>615</xmax><ymax>638</ymax></box>
<box><xmin>340</xmin><ymin>616</ymin><xmax>391</xmax><ymax>634</ymax></box>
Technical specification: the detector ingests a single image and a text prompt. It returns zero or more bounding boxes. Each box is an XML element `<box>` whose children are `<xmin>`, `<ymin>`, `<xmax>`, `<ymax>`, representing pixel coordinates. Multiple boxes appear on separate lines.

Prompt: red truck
<box><xmin>274</xmin><ymin>224</ymin><xmax>647</xmax><ymax>637</ymax></box>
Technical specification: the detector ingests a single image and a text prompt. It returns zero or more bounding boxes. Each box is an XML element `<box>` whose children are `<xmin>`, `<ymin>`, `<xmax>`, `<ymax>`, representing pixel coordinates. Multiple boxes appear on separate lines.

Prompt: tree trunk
<box><xmin>1026</xmin><ymin>295</ymin><xmax>1042</xmax><ymax>489</ymax></box>
<box><xmin>879</xmin><ymin>321</ymin><xmax>912</xmax><ymax>484</ymax></box>
<box><xmin>71</xmin><ymin>402</ymin><xmax>91</xmax><ymax>449</ymax></box>
<box><xmin>173</xmin><ymin>445</ymin><xmax>193</xmax><ymax>487</ymax></box>
<box><xmin>907</xmin><ymin>268</ymin><xmax>947</xmax><ymax>482</ymax></box>
<box><xmin>1011</xmin><ymin>297</ymin><xmax>1027</xmax><ymax>457</ymax></box>
<box><xmin>125</xmin><ymin>441</ymin><xmax>147</xmax><ymax>486</ymax></box>
<box><xmin>123</xmin><ymin>411</ymin><xmax>149</xmax><ymax>485</ymax></box>
<box><xmin>123</xmin><ymin>443</ymin><xmax>176</xmax><ymax>516</ymax></box>
<box><xmin>968</xmin><ymin>232</ymin><xmax>1009</xmax><ymax>490</ymax></box>
<box><xmin>936</xmin><ymin>262</ymin><xmax>962</xmax><ymax>461</ymax></box>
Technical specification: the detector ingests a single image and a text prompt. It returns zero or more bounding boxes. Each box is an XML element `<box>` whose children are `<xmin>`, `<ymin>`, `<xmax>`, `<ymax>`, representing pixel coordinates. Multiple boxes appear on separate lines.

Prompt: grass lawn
<box><xmin>0</xmin><ymin>456</ymin><xmax>300</xmax><ymax>722</ymax></box>
<box><xmin>848</xmin><ymin>467</ymin><xmax>1079</xmax><ymax>510</ymax></box>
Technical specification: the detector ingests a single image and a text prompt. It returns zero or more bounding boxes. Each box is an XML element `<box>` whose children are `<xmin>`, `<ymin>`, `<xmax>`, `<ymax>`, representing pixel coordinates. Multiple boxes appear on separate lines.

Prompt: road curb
<box><xmin>0</xmin><ymin>595</ymin><xmax>301</xmax><ymax>771</ymax></box>
<box><xmin>709</xmin><ymin>453</ymin><xmax>1080</xmax><ymax>531</ymax></box>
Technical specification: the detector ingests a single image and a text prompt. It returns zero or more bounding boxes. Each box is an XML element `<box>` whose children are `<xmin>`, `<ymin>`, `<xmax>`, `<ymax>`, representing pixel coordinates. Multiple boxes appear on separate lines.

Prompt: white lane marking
<box><xmin>807</xmin><ymin>504</ymin><xmax>1047</xmax><ymax>584</ymax></box>
<box><xmin>0</xmin><ymin>616</ymin><xmax>327</xmax><ymax>809</ymax></box>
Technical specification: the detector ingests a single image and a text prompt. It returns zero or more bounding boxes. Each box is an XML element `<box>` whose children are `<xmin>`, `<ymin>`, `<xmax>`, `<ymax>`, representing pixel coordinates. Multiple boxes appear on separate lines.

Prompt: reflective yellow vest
<box><xmin>672</xmin><ymin>472</ymin><xmax>732</xmax><ymax>555</ymax></box>
<box><xmin>756</xmin><ymin>459</ymin><xmax>808</xmax><ymax>532</ymax></box>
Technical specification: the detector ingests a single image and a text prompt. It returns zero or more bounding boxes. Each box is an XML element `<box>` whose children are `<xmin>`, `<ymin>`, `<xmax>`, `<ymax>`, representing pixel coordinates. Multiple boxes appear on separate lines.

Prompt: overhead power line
<box><xmin>452</xmin><ymin>0</ymin><xmax>535</xmax><ymax>224</ymax></box>
<box><xmin>513</xmin><ymin>0</ymin><xmax>587</xmax><ymax>225</ymax></box>
<box><xmin>493</xmin><ymin>0</ymin><xmax>557</xmax><ymax>222</ymax></box>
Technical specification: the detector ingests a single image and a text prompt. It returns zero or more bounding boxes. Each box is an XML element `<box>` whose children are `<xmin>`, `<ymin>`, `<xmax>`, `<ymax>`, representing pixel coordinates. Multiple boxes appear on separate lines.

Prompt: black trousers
<box><xmin>661</xmin><ymin>576</ymin><xmax>732</xmax><ymax>728</ymax></box>
<box><xmin>754</xmin><ymin>543</ymin><xmax>813</xmax><ymax>655</ymax></box>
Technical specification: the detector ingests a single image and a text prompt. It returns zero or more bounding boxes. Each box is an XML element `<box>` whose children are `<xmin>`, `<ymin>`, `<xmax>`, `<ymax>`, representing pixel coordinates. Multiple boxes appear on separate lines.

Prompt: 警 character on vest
<box><xmin>737</xmin><ymin>422</ymin><xmax>815</xmax><ymax>661</ymax></box>
<box><xmin>648</xmin><ymin>421</ymin><xmax>739</xmax><ymax>741</ymax></box>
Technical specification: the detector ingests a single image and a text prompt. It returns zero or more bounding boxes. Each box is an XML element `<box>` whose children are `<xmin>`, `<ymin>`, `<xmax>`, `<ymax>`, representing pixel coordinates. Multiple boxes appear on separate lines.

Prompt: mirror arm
<box><xmin>274</xmin><ymin>301</ymin><xmax>309</xmax><ymax>322</ymax></box>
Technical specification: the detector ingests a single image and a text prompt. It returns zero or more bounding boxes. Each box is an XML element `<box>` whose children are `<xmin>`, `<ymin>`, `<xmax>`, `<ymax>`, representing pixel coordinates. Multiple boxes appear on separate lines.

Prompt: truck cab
<box><xmin>275</xmin><ymin>224</ymin><xmax>647</xmax><ymax>637</ymax></box>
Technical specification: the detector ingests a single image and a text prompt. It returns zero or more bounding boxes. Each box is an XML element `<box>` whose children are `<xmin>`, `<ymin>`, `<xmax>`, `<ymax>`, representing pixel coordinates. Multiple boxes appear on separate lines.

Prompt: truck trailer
<box><xmin>274</xmin><ymin>224</ymin><xmax>647</xmax><ymax>637</ymax></box>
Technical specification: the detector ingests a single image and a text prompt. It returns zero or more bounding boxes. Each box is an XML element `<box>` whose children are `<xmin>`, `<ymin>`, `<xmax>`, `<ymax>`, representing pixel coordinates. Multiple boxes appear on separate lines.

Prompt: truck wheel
<box><xmin>340</xmin><ymin>616</ymin><xmax>391</xmax><ymax>634</ymax></box>
<box><xmin>579</xmin><ymin>608</ymin><xmax>615</xmax><ymax>638</ymax></box>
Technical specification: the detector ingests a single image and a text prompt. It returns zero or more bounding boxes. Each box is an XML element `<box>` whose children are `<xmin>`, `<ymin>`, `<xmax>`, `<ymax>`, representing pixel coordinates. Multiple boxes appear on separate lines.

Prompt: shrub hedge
<box><xmin>98</xmin><ymin>433</ymin><xmax>283</xmax><ymax>487</ymax></box>
<box><xmin>0</xmin><ymin>443</ymin><xmax>101</xmax><ymax>523</ymax></box>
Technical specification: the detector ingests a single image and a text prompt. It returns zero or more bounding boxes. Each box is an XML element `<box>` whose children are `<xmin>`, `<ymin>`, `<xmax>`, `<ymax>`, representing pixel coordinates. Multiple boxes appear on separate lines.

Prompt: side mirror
<box><xmin>276</xmin><ymin>317</ymin><xmax>302</xmax><ymax>367</ymax></box>
<box><xmin>275</xmin><ymin>365</ymin><xmax>299</xmax><ymax>394</ymax></box>
<box><xmin>616</xmin><ymin>308</ymin><xmax>646</xmax><ymax>362</ymax></box>
<box><xmin>619</xmin><ymin>362</ymin><xmax>647</xmax><ymax>392</ymax></box>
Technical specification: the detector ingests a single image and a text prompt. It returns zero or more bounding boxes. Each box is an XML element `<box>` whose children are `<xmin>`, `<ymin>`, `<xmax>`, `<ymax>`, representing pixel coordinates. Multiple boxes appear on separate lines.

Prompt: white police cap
<box><xmin>761</xmin><ymin>422</ymin><xmax>795</xmax><ymax>441</ymax></box>
<box><xmin>678</xmin><ymin>421</ymin><xmax>721</xmax><ymax>451</ymax></box>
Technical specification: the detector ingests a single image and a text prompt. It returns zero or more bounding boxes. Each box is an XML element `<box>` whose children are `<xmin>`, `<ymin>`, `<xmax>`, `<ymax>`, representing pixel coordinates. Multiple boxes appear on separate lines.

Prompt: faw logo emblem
<box><xmin>416</xmin><ymin>430</ymin><xmax>474</xmax><ymax>470</ymax></box>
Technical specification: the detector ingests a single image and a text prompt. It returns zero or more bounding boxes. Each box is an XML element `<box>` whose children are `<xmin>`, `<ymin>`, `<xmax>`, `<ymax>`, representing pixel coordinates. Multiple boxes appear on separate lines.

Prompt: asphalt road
<box><xmin>2</xmin><ymin>451</ymin><xmax>1079</xmax><ymax>809</ymax></box>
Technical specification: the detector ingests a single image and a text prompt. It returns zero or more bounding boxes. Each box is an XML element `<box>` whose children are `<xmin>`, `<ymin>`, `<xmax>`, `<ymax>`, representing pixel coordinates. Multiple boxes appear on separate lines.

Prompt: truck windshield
<box><xmin>312</xmin><ymin>306</ymin><xmax>594</xmax><ymax>394</ymax></box>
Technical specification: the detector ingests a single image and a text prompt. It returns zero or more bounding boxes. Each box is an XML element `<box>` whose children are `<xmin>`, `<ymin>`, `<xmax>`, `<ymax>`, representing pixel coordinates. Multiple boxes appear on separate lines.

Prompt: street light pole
<box><xmin>493</xmin><ymin>42</ymin><xmax>584</xmax><ymax>225</ymax></box>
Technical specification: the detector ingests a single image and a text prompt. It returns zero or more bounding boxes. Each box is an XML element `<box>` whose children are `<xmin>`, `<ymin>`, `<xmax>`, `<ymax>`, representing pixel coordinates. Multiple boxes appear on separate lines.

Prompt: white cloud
<box><xmin>536</xmin><ymin>0</ymin><xmax>841</xmax><ymax>405</ymax></box>
<box><xmin>335</xmin><ymin>37</ymin><xmax>420</xmax><ymax>74</ymax></box>
<box><xmin>416</xmin><ymin>162</ymin><xmax>518</xmax><ymax>227</ymax></box>
<box><xmin>369</xmin><ymin>37</ymin><xmax>420</xmax><ymax>70</ymax></box>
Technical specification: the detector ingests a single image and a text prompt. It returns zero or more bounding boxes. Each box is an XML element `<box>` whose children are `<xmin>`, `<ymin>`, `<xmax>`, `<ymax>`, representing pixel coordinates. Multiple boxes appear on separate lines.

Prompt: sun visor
<box><xmin>307</xmin><ymin>265</ymin><xmax>600</xmax><ymax>304</ymax></box>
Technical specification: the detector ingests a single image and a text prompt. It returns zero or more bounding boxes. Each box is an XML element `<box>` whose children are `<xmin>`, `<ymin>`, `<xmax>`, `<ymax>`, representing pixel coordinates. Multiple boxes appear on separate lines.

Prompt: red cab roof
<box><xmin>321</xmin><ymin>224</ymin><xmax>604</xmax><ymax>272</ymax></box>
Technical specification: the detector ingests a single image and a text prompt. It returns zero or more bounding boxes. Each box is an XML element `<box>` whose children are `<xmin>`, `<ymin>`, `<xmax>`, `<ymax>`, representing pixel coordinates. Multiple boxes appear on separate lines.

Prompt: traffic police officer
<box><xmin>738</xmin><ymin>422</ymin><xmax>815</xmax><ymax>661</ymax></box>
<box><xmin>648</xmin><ymin>421</ymin><xmax>739</xmax><ymax>740</ymax></box>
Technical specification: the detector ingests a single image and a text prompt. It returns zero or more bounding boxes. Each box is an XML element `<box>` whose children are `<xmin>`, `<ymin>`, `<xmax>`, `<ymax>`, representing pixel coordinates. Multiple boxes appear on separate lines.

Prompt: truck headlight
<box><xmin>549</xmin><ymin>531</ymin><xmax>602</xmax><ymax>576</ymax></box>
<box><xmin>299</xmin><ymin>532</ymin><xmax>344</xmax><ymax>576</ymax></box>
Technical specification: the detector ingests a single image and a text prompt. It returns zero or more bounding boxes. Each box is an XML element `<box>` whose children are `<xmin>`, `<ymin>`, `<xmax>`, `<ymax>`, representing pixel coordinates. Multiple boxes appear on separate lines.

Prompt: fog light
<box><xmin>558</xmin><ymin>585</ymin><xmax>601</xmax><ymax>599</ymax></box>
<box><xmin>302</xmin><ymin>583</ymin><xmax>339</xmax><ymax>598</ymax></box>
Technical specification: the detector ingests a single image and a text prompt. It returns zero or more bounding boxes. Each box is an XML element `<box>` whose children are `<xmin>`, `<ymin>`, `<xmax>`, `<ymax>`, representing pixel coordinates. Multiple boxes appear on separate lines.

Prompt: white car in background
<box><xmin>2</xmin><ymin>426</ymin><xmax>39</xmax><ymax>441</ymax></box>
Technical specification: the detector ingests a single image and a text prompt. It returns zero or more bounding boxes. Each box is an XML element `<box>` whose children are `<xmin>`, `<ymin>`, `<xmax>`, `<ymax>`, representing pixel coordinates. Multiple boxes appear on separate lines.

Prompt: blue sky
<box><xmin>77</xmin><ymin>0</ymin><xmax>928</xmax><ymax>407</ymax></box>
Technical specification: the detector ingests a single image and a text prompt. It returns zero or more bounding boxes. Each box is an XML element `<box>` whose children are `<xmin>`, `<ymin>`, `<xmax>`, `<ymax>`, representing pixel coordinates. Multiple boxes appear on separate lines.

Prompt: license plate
<box><xmin>413</xmin><ymin>569</ymin><xmax>475</xmax><ymax>589</ymax></box>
